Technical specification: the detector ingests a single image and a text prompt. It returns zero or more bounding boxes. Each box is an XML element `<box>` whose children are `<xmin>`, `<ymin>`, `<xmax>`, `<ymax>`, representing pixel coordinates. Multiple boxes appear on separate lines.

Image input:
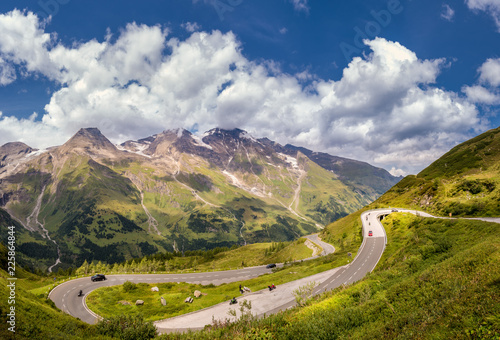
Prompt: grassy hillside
<box><xmin>1</xmin><ymin>154</ymin><xmax>168</xmax><ymax>270</ymax></box>
<box><xmin>378</xmin><ymin>127</ymin><xmax>500</xmax><ymax>217</ymax></box>
<box><xmin>0</xmin><ymin>242</ymin><xmax>101</xmax><ymax>339</ymax></box>
<box><xmin>0</xmin><ymin>208</ymin><xmax>59</xmax><ymax>272</ymax></box>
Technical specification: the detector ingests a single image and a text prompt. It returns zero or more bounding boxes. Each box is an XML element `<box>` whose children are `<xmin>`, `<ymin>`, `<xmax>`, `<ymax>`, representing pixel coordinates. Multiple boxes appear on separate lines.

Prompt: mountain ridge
<box><xmin>0</xmin><ymin>127</ymin><xmax>400</xmax><ymax>271</ymax></box>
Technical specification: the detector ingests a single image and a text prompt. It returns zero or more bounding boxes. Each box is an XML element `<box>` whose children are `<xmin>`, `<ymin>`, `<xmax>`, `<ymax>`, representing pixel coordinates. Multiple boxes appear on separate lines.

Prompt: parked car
<box><xmin>368</xmin><ymin>230</ymin><xmax>373</xmax><ymax>237</ymax></box>
<box><xmin>266</xmin><ymin>263</ymin><xmax>276</xmax><ymax>269</ymax></box>
<box><xmin>91</xmin><ymin>274</ymin><xmax>106</xmax><ymax>282</ymax></box>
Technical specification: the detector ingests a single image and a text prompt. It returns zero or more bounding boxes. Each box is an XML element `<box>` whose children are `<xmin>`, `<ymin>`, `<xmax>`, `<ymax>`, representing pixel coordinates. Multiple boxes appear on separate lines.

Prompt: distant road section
<box><xmin>263</xmin><ymin>208</ymin><xmax>390</xmax><ymax>318</ymax></box>
<box><xmin>305</xmin><ymin>233</ymin><xmax>335</xmax><ymax>257</ymax></box>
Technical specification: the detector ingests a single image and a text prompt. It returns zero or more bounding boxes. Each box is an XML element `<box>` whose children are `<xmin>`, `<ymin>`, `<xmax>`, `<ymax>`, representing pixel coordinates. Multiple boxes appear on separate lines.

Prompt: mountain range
<box><xmin>0</xmin><ymin>127</ymin><xmax>400</xmax><ymax>271</ymax></box>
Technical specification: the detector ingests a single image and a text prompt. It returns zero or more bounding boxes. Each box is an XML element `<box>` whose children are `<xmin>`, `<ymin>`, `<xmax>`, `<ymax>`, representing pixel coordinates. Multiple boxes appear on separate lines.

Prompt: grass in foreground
<box><xmin>0</xmin><ymin>250</ymin><xmax>100</xmax><ymax>340</ymax></box>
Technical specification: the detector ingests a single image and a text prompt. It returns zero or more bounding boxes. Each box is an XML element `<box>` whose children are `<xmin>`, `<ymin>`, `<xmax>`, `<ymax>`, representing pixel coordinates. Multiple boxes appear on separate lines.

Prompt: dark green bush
<box><xmin>96</xmin><ymin>314</ymin><xmax>156</xmax><ymax>340</ymax></box>
<box><xmin>122</xmin><ymin>281</ymin><xmax>137</xmax><ymax>293</ymax></box>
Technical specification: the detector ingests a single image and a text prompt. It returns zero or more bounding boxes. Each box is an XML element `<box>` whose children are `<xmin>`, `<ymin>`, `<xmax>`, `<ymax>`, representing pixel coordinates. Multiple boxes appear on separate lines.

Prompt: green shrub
<box><xmin>95</xmin><ymin>314</ymin><xmax>156</xmax><ymax>340</ymax></box>
<box><xmin>122</xmin><ymin>281</ymin><xmax>137</xmax><ymax>293</ymax></box>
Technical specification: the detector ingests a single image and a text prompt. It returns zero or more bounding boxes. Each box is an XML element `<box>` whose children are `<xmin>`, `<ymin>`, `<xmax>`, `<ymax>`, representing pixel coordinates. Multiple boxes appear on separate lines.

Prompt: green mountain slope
<box><xmin>378</xmin><ymin>126</ymin><xmax>500</xmax><ymax>217</ymax></box>
<box><xmin>0</xmin><ymin>208</ymin><xmax>58</xmax><ymax>271</ymax></box>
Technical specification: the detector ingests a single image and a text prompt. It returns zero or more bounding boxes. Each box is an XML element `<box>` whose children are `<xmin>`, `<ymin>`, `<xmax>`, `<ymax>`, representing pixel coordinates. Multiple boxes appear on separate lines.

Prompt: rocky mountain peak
<box><xmin>0</xmin><ymin>142</ymin><xmax>35</xmax><ymax>157</ymax></box>
<box><xmin>58</xmin><ymin>127</ymin><xmax>117</xmax><ymax>155</ymax></box>
<box><xmin>163</xmin><ymin>128</ymin><xmax>189</xmax><ymax>138</ymax></box>
<box><xmin>0</xmin><ymin>142</ymin><xmax>37</xmax><ymax>171</ymax></box>
<box><xmin>72</xmin><ymin>127</ymin><xmax>110</xmax><ymax>141</ymax></box>
<box><xmin>140</xmin><ymin>129</ymin><xmax>189</xmax><ymax>156</ymax></box>
<box><xmin>203</xmin><ymin>128</ymin><xmax>248</xmax><ymax>140</ymax></box>
<box><xmin>201</xmin><ymin>128</ymin><xmax>259</xmax><ymax>147</ymax></box>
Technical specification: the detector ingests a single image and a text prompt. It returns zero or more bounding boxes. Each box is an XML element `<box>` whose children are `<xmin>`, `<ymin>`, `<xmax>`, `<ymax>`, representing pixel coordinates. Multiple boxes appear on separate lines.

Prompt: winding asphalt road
<box><xmin>307</xmin><ymin>233</ymin><xmax>335</xmax><ymax>257</ymax></box>
<box><xmin>49</xmin><ymin>209</ymin><xmax>396</xmax><ymax>331</ymax></box>
<box><xmin>49</xmin><ymin>267</ymin><xmax>274</xmax><ymax>324</ymax></box>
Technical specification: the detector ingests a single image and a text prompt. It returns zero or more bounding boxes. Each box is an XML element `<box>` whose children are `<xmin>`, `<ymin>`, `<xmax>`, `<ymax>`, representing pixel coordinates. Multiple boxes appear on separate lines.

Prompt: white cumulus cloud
<box><xmin>464</xmin><ymin>58</ymin><xmax>500</xmax><ymax>105</ymax></box>
<box><xmin>466</xmin><ymin>0</ymin><xmax>500</xmax><ymax>31</ymax></box>
<box><xmin>479</xmin><ymin>58</ymin><xmax>500</xmax><ymax>87</ymax></box>
<box><xmin>463</xmin><ymin>85</ymin><xmax>500</xmax><ymax>104</ymax></box>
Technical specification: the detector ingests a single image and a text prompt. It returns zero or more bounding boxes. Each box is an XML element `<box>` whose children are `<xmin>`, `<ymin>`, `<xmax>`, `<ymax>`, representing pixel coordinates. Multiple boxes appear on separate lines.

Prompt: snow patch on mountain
<box><xmin>202</xmin><ymin>128</ymin><xmax>218</xmax><ymax>138</ymax></box>
<box><xmin>223</xmin><ymin>170</ymin><xmax>241</xmax><ymax>186</ymax></box>
<box><xmin>239</xmin><ymin>131</ymin><xmax>257</xmax><ymax>142</ymax></box>
<box><xmin>278</xmin><ymin>153</ymin><xmax>299</xmax><ymax>169</ymax></box>
<box><xmin>222</xmin><ymin>170</ymin><xmax>266</xmax><ymax>197</ymax></box>
<box><xmin>191</xmin><ymin>134</ymin><xmax>213</xmax><ymax>150</ymax></box>
<box><xmin>116</xmin><ymin>142</ymin><xmax>151</xmax><ymax>158</ymax></box>
<box><xmin>25</xmin><ymin>148</ymin><xmax>48</xmax><ymax>158</ymax></box>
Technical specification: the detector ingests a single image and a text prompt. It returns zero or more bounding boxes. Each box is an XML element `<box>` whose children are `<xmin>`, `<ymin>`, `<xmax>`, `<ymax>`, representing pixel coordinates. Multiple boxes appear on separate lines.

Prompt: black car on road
<box><xmin>266</xmin><ymin>263</ymin><xmax>276</xmax><ymax>269</ymax></box>
<box><xmin>91</xmin><ymin>274</ymin><xmax>106</xmax><ymax>282</ymax></box>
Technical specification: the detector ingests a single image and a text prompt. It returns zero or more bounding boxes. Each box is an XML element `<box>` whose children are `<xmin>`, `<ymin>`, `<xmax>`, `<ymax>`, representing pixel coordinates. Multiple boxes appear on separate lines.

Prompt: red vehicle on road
<box><xmin>368</xmin><ymin>230</ymin><xmax>373</xmax><ymax>237</ymax></box>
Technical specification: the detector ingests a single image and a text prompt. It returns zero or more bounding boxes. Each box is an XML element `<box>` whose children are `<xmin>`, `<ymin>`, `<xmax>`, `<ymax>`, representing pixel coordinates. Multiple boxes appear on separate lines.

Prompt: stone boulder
<box><xmin>194</xmin><ymin>290</ymin><xmax>202</xmax><ymax>298</ymax></box>
<box><xmin>135</xmin><ymin>300</ymin><xmax>144</xmax><ymax>305</ymax></box>
<box><xmin>161</xmin><ymin>297</ymin><xmax>166</xmax><ymax>306</ymax></box>
<box><xmin>151</xmin><ymin>286</ymin><xmax>159</xmax><ymax>292</ymax></box>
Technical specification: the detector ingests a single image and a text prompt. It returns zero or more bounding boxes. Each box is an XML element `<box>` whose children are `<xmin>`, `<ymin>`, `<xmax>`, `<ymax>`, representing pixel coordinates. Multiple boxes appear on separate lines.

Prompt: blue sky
<box><xmin>0</xmin><ymin>0</ymin><xmax>499</xmax><ymax>175</ymax></box>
